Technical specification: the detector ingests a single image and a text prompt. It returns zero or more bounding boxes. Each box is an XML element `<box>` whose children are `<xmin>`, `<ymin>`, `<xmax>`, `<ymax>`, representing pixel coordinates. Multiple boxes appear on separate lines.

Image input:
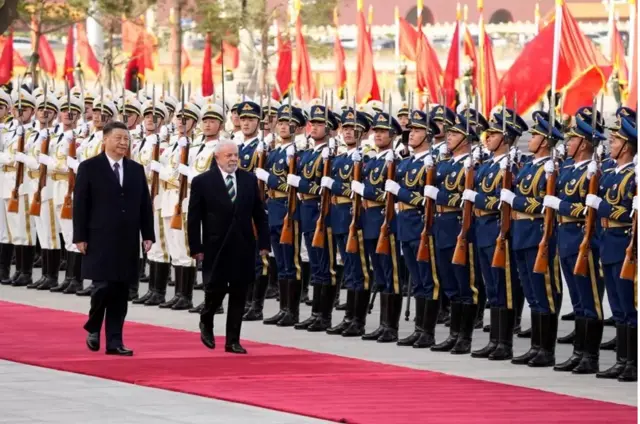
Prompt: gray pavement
<box><xmin>0</xmin><ymin>266</ymin><xmax>637</xmax><ymax>413</ymax></box>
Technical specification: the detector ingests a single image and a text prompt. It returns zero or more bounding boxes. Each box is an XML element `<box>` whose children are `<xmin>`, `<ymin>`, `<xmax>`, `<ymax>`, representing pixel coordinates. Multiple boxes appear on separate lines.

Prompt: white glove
<box><xmin>596</xmin><ymin>144</ymin><xmax>605</xmax><ymax>157</ymax></box>
<box><xmin>14</xmin><ymin>152</ymin><xmax>26</xmax><ymax>164</ymax></box>
<box><xmin>544</xmin><ymin>160</ymin><xmax>555</xmax><ymax>175</ymax></box>
<box><xmin>586</xmin><ymin>160</ymin><xmax>598</xmax><ymax>179</ymax></box>
<box><xmin>462</xmin><ymin>189</ymin><xmax>478</xmax><ymax>203</ymax></box>
<box><xmin>321</xmin><ymin>147</ymin><xmax>330</xmax><ymax>160</ymax></box>
<box><xmin>257</xmin><ymin>141</ymin><xmax>265</xmax><ymax>153</ymax></box>
<box><xmin>423</xmin><ymin>185</ymin><xmax>439</xmax><ymax>200</ymax></box>
<box><xmin>585</xmin><ymin>194</ymin><xmax>602</xmax><ymax>210</ymax></box>
<box><xmin>543</xmin><ymin>195</ymin><xmax>561</xmax><ymax>211</ymax></box>
<box><xmin>394</xmin><ymin>144</ymin><xmax>406</xmax><ymax>157</ymax></box>
<box><xmin>351</xmin><ymin>180</ymin><xmax>364</xmax><ymax>196</ymax></box>
<box><xmin>187</xmin><ymin>169</ymin><xmax>197</xmax><ymax>184</ymax></box>
<box><xmin>286</xmin><ymin>144</ymin><xmax>295</xmax><ymax>158</ymax></box>
<box><xmin>385</xmin><ymin>150</ymin><xmax>395</xmax><ymax>162</ymax></box>
<box><xmin>385</xmin><ymin>179</ymin><xmax>400</xmax><ymax>195</ymax></box>
<box><xmin>38</xmin><ymin>129</ymin><xmax>49</xmax><ymax>139</ymax></box>
<box><xmin>0</xmin><ymin>152</ymin><xmax>12</xmax><ymax>165</ymax></box>
<box><xmin>63</xmin><ymin>130</ymin><xmax>74</xmax><ymax>142</ymax></box>
<box><xmin>509</xmin><ymin>147</ymin><xmax>519</xmax><ymax>162</ymax></box>
<box><xmin>38</xmin><ymin>154</ymin><xmax>54</xmax><ymax>167</ymax></box>
<box><xmin>149</xmin><ymin>160</ymin><xmax>162</xmax><ymax>173</ymax></box>
<box><xmin>15</xmin><ymin>126</ymin><xmax>24</xmax><ymax>137</ymax></box>
<box><xmin>159</xmin><ymin>125</ymin><xmax>168</xmax><ymax>141</ymax></box>
<box><xmin>499</xmin><ymin>156</ymin><xmax>508</xmax><ymax>170</ymax></box>
<box><xmin>352</xmin><ymin>151</ymin><xmax>362</xmax><ymax>162</ymax></box>
<box><xmin>438</xmin><ymin>143</ymin><xmax>448</xmax><ymax>157</ymax></box>
<box><xmin>500</xmin><ymin>189</ymin><xmax>516</xmax><ymax>206</ymax></box>
<box><xmin>287</xmin><ymin>174</ymin><xmax>300</xmax><ymax>188</ymax></box>
<box><xmin>178</xmin><ymin>137</ymin><xmax>188</xmax><ymax>148</ymax></box>
<box><xmin>329</xmin><ymin>137</ymin><xmax>336</xmax><ymax>151</ymax></box>
<box><xmin>555</xmin><ymin>144</ymin><xmax>566</xmax><ymax>157</ymax></box>
<box><xmin>472</xmin><ymin>147</ymin><xmax>481</xmax><ymax>162</ymax></box>
<box><xmin>255</xmin><ymin>168</ymin><xmax>269</xmax><ymax>182</ymax></box>
<box><xmin>321</xmin><ymin>176</ymin><xmax>334</xmax><ymax>189</ymax></box>
<box><xmin>463</xmin><ymin>157</ymin><xmax>472</xmax><ymax>169</ymax></box>
<box><xmin>423</xmin><ymin>154</ymin><xmax>434</xmax><ymax>168</ymax></box>
<box><xmin>634</xmin><ymin>196</ymin><xmax>638</xmax><ymax>211</ymax></box>
<box><xmin>178</xmin><ymin>164</ymin><xmax>190</xmax><ymax>177</ymax></box>
<box><xmin>147</xmin><ymin>134</ymin><xmax>159</xmax><ymax>145</ymax></box>
<box><xmin>67</xmin><ymin>157</ymin><xmax>79</xmax><ymax>172</ymax></box>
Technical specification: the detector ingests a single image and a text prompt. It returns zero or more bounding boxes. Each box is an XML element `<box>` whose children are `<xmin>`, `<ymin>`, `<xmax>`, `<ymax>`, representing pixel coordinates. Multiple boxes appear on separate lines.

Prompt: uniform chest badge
<box><xmin>344</xmin><ymin>165</ymin><xmax>349</xmax><ymax>170</ymax></box>
<box><xmin>244</xmin><ymin>154</ymin><xmax>250</xmax><ymax>160</ymax></box>
<box><xmin>374</xmin><ymin>168</ymin><xmax>379</xmax><ymax>173</ymax></box>
<box><xmin>526</xmin><ymin>174</ymin><xmax>532</xmax><ymax>180</ymax></box>
<box><xmin>452</xmin><ymin>172</ymin><xmax>457</xmax><ymax>178</ymax></box>
<box><xmin>612</xmin><ymin>183</ymin><xmax>618</xmax><ymax>191</ymax></box>
<box><xmin>412</xmin><ymin>169</ymin><xmax>417</xmax><ymax>174</ymax></box>
<box><xmin>569</xmin><ymin>179</ymin><xmax>576</xmax><ymax>185</ymax></box>
<box><xmin>488</xmin><ymin>173</ymin><xmax>494</xmax><ymax>179</ymax></box>
<box><xmin>279</xmin><ymin>159</ymin><xmax>284</xmax><ymax>164</ymax></box>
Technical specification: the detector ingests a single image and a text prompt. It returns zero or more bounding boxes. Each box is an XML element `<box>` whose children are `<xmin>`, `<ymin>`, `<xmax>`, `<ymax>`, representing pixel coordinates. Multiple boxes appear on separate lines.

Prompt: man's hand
<box><xmin>143</xmin><ymin>240</ymin><xmax>153</xmax><ymax>253</ymax></box>
<box><xmin>259</xmin><ymin>249</ymin><xmax>270</xmax><ymax>256</ymax></box>
<box><xmin>76</xmin><ymin>242</ymin><xmax>87</xmax><ymax>255</ymax></box>
<box><xmin>192</xmin><ymin>253</ymin><xmax>204</xmax><ymax>261</ymax></box>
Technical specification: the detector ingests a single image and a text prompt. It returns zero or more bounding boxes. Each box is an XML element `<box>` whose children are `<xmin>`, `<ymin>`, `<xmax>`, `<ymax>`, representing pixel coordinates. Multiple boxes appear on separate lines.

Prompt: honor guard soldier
<box><xmin>154</xmin><ymin>101</ymin><xmax>201</xmax><ymax>311</ymax></box>
<box><xmin>351</xmin><ymin>111</ymin><xmax>403</xmax><ymax>343</ymax></box>
<box><xmin>383</xmin><ymin>109</ymin><xmax>441</xmax><ymax>348</ymax></box>
<box><xmin>132</xmin><ymin>100</ymin><xmax>173</xmax><ymax>306</ymax></box>
<box><xmin>463</xmin><ymin>107</ymin><xmax>525</xmax><ymax>360</ymax></box>
<box><xmin>0</xmin><ymin>89</ymin><xmax>12</xmax><ymax>127</ymax></box>
<box><xmin>118</xmin><ymin>95</ymin><xmax>143</xmax><ymax>140</ymax></box>
<box><xmin>255</xmin><ymin>104</ymin><xmax>306</xmax><ymax>327</ymax></box>
<box><xmin>2</xmin><ymin>90</ymin><xmax>37</xmax><ymax>287</ymax></box>
<box><xmin>504</xmin><ymin>111</ymin><xmax>563</xmax><ymax>367</ymax></box>
<box><xmin>49</xmin><ymin>94</ymin><xmax>84</xmax><ymax>294</ymax></box>
<box><xmin>589</xmin><ymin>115</ymin><xmax>637</xmax><ymax>382</ymax></box>
<box><xmin>0</xmin><ymin>89</ymin><xmax>13</xmax><ymax>282</ymax></box>
<box><xmin>543</xmin><ymin>108</ymin><xmax>606</xmax><ymax>374</ymax></box>
<box><xmin>78</xmin><ymin>94</ymin><xmax>117</xmax><ymax>163</ymax></box>
<box><xmin>423</xmin><ymin>108</ymin><xmax>482</xmax><ymax>354</ymax></box>
<box><xmin>229</xmin><ymin>95</ymin><xmax>248</xmax><ymax>142</ymax></box>
<box><xmin>289</xmin><ymin>105</ymin><xmax>339</xmax><ymax>332</ymax></box>
<box><xmin>323</xmin><ymin>108</ymin><xmax>373</xmax><ymax>337</ymax></box>
<box><xmin>430</xmin><ymin>105</ymin><xmax>451</xmax><ymax>162</ymax></box>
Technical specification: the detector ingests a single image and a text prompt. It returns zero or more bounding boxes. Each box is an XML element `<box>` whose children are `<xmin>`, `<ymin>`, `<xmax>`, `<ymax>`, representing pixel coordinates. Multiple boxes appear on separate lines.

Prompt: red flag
<box><xmin>63</xmin><ymin>26</ymin><xmax>75</xmax><ymax>88</ymax></box>
<box><xmin>201</xmin><ymin>33</ymin><xmax>213</xmax><ymax>97</ymax></box>
<box><xmin>355</xmin><ymin>7</ymin><xmax>380</xmax><ymax>103</ymax></box>
<box><xmin>443</xmin><ymin>22</ymin><xmax>460</xmax><ymax>108</ymax></box>
<box><xmin>294</xmin><ymin>13</ymin><xmax>317</xmax><ymax>101</ymax></box>
<box><xmin>214</xmin><ymin>41</ymin><xmax>239</xmax><ymax>70</ymax></box>
<box><xmin>398</xmin><ymin>17</ymin><xmax>418</xmax><ymax>61</ymax></box>
<box><xmin>122</xmin><ymin>16</ymin><xmax>143</xmax><ymax>55</ymax></box>
<box><xmin>333</xmin><ymin>8</ymin><xmax>346</xmax><ymax>98</ymax></box>
<box><xmin>415</xmin><ymin>16</ymin><xmax>442</xmax><ymax>106</ymax></box>
<box><xmin>477</xmin><ymin>31</ymin><xmax>499</xmax><ymax>116</ymax></box>
<box><xmin>76</xmin><ymin>23</ymin><xmax>100</xmax><ymax>76</ymax></box>
<box><xmin>272</xmin><ymin>34</ymin><xmax>293</xmax><ymax>101</ymax></box>
<box><xmin>611</xmin><ymin>23</ymin><xmax>629</xmax><ymax>96</ymax></box>
<box><xmin>37</xmin><ymin>35</ymin><xmax>57</xmax><ymax>76</ymax></box>
<box><xmin>124</xmin><ymin>33</ymin><xmax>149</xmax><ymax>90</ymax></box>
<box><xmin>0</xmin><ymin>32</ymin><xmax>15</xmax><ymax>85</ymax></box>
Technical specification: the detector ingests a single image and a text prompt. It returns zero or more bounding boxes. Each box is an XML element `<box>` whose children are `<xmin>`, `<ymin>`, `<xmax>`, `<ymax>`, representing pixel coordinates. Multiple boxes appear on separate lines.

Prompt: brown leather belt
<box><xmin>51</xmin><ymin>173</ymin><xmax>68</xmax><ymax>181</ymax></box>
<box><xmin>2</xmin><ymin>165</ymin><xmax>15</xmax><ymax>172</ymax></box>
<box><xmin>363</xmin><ymin>200</ymin><xmax>384</xmax><ymax>209</ymax></box>
<box><xmin>601</xmin><ymin>218</ymin><xmax>632</xmax><ymax>229</ymax></box>
<box><xmin>474</xmin><ymin>209</ymin><xmax>499</xmax><ymax>217</ymax></box>
<box><xmin>27</xmin><ymin>170</ymin><xmax>39</xmax><ymax>179</ymax></box>
<box><xmin>268</xmin><ymin>189</ymin><xmax>288</xmax><ymax>199</ymax></box>
<box><xmin>299</xmin><ymin>194</ymin><xmax>320</xmax><ymax>201</ymax></box>
<box><xmin>331</xmin><ymin>196</ymin><xmax>351</xmax><ymax>205</ymax></box>
<box><xmin>557</xmin><ymin>216</ymin><xmax>585</xmax><ymax>224</ymax></box>
<box><xmin>436</xmin><ymin>206</ymin><xmax>461</xmax><ymax>213</ymax></box>
<box><xmin>398</xmin><ymin>203</ymin><xmax>417</xmax><ymax>212</ymax></box>
<box><xmin>512</xmin><ymin>211</ymin><xmax>544</xmax><ymax>220</ymax></box>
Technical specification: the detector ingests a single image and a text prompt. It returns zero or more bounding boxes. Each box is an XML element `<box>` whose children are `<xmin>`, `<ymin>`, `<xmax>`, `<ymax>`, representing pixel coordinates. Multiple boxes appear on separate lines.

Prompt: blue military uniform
<box><xmin>326</xmin><ymin>109</ymin><xmax>373</xmax><ymax>337</ymax></box>
<box><xmin>509</xmin><ymin>110</ymin><xmax>564</xmax><ymax>367</ymax></box>
<box><xmin>592</xmin><ymin>115</ymin><xmax>637</xmax><ymax>381</ymax></box>
<box><xmin>260</xmin><ymin>104</ymin><xmax>306</xmax><ymax>327</ymax></box>
<box><xmin>551</xmin><ymin>110</ymin><xmax>606</xmax><ymax>374</ymax></box>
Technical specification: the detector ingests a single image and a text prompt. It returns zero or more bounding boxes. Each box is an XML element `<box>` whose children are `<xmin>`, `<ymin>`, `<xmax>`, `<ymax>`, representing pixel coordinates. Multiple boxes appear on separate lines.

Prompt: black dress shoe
<box><xmin>106</xmin><ymin>347</ymin><xmax>134</xmax><ymax>356</ymax></box>
<box><xmin>86</xmin><ymin>333</ymin><xmax>100</xmax><ymax>352</ymax></box>
<box><xmin>199</xmin><ymin>322</ymin><xmax>215</xmax><ymax>349</ymax></box>
<box><xmin>225</xmin><ymin>343</ymin><xmax>247</xmax><ymax>354</ymax></box>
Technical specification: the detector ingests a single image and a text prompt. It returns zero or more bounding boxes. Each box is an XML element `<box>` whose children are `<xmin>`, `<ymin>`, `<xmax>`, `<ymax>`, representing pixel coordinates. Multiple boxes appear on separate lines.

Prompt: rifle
<box><xmin>492</xmin><ymin>95</ymin><xmax>517</xmax><ymax>268</ymax></box>
<box><xmin>417</xmin><ymin>97</ymin><xmax>433</xmax><ymax>262</ymax></box>
<box><xmin>8</xmin><ymin>78</ymin><xmax>25</xmax><ymax>214</ymax></box>
<box><xmin>170</xmin><ymin>87</ymin><xmax>190</xmax><ymax>230</ymax></box>
<box><xmin>620</xmin><ymin>188</ymin><xmax>637</xmax><ymax>280</ymax></box>
<box><xmin>280</xmin><ymin>95</ymin><xmax>297</xmax><ymax>245</ymax></box>
<box><xmin>533</xmin><ymin>92</ymin><xmax>559</xmax><ymax>274</ymax></box>
<box><xmin>312</xmin><ymin>98</ymin><xmax>333</xmax><ymax>248</ymax></box>
<box><xmin>150</xmin><ymin>86</ymin><xmax>161</xmax><ymax>200</ymax></box>
<box><xmin>573</xmin><ymin>96</ymin><xmax>601</xmax><ymax>277</ymax></box>
<box><xmin>256</xmin><ymin>90</ymin><xmax>269</xmax><ymax>196</ymax></box>
<box><xmin>376</xmin><ymin>97</ymin><xmax>396</xmax><ymax>255</ymax></box>
<box><xmin>61</xmin><ymin>82</ymin><xmax>75</xmax><ymax>220</ymax></box>
<box><xmin>29</xmin><ymin>85</ymin><xmax>51</xmax><ymax>217</ymax></box>
<box><xmin>346</xmin><ymin>99</ymin><xmax>363</xmax><ymax>254</ymax></box>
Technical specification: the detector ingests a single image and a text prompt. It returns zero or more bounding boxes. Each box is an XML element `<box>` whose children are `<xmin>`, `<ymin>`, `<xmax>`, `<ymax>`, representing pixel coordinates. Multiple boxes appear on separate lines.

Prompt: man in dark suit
<box><xmin>73</xmin><ymin>121</ymin><xmax>154</xmax><ymax>356</ymax></box>
<box><xmin>188</xmin><ymin>138</ymin><xmax>269</xmax><ymax>354</ymax></box>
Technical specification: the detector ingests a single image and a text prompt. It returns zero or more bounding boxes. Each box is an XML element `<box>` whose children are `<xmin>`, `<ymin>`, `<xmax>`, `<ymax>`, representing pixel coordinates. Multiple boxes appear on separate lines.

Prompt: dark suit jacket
<box><xmin>73</xmin><ymin>152</ymin><xmax>154</xmax><ymax>282</ymax></box>
<box><xmin>188</xmin><ymin>166</ymin><xmax>269</xmax><ymax>290</ymax></box>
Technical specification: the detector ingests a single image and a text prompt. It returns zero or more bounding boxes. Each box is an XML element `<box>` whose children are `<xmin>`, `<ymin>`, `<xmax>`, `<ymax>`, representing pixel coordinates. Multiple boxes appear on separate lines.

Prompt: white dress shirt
<box><xmin>106</xmin><ymin>154</ymin><xmax>124</xmax><ymax>186</ymax></box>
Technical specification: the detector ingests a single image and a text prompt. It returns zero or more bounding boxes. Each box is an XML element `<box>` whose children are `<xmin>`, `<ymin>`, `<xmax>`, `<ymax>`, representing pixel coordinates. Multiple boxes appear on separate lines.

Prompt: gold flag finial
<box><xmin>477</xmin><ymin>0</ymin><xmax>484</xmax><ymax>11</ymax></box>
<box><xmin>368</xmin><ymin>5</ymin><xmax>374</xmax><ymax>26</ymax></box>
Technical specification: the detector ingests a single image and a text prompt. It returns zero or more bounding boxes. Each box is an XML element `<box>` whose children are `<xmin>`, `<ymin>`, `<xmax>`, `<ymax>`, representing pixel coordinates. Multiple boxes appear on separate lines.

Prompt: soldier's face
<box><xmin>36</xmin><ymin>108</ymin><xmax>53</xmax><ymax>125</ymax></box>
<box><xmin>84</xmin><ymin>106</ymin><xmax>93</xmax><ymax>121</ymax></box>
<box><xmin>92</xmin><ymin>110</ymin><xmax>106</xmax><ymax>128</ymax></box>
<box><xmin>277</xmin><ymin>120</ymin><xmax>292</xmax><ymax>139</ymax></box>
<box><xmin>446</xmin><ymin>131</ymin><xmax>465</xmax><ymax>152</ymax></box>
<box><xmin>143</xmin><ymin>114</ymin><xmax>156</xmax><ymax>132</ymax></box>
<box><xmin>15</xmin><ymin>107</ymin><xmax>34</xmax><ymax>123</ymax></box>
<box><xmin>485</xmin><ymin>132</ymin><xmax>504</xmax><ymax>152</ymax></box>
<box><xmin>398</xmin><ymin>115</ymin><xmax>409</xmax><ymax>129</ymax></box>
<box><xmin>60</xmin><ymin>110</ymin><xmax>77</xmax><ymax>126</ymax></box>
<box><xmin>566</xmin><ymin>136</ymin><xmax>582</xmax><ymax>157</ymax></box>
<box><xmin>528</xmin><ymin>134</ymin><xmax>545</xmax><ymax>153</ymax></box>
<box><xmin>125</xmin><ymin>114</ymin><xmax>137</xmax><ymax>129</ymax></box>
<box><xmin>202</xmin><ymin>118</ymin><xmax>221</xmax><ymax>136</ymax></box>
<box><xmin>231</xmin><ymin>110</ymin><xmax>240</xmax><ymax>127</ymax></box>
<box><xmin>240</xmin><ymin>117</ymin><xmax>259</xmax><ymax>137</ymax></box>
<box><xmin>343</xmin><ymin>126</ymin><xmax>355</xmax><ymax>145</ymax></box>
<box><xmin>609</xmin><ymin>135</ymin><xmax>627</xmax><ymax>159</ymax></box>
<box><xmin>176</xmin><ymin>117</ymin><xmax>195</xmax><ymax>135</ymax></box>
<box><xmin>374</xmin><ymin>129</ymin><xmax>392</xmax><ymax>149</ymax></box>
<box><xmin>0</xmin><ymin>105</ymin><xmax>6</xmax><ymax>119</ymax></box>
<box><xmin>409</xmin><ymin>128</ymin><xmax>427</xmax><ymax>148</ymax></box>
<box><xmin>310</xmin><ymin>122</ymin><xmax>327</xmax><ymax>141</ymax></box>
<box><xmin>435</xmin><ymin>122</ymin><xmax>445</xmax><ymax>138</ymax></box>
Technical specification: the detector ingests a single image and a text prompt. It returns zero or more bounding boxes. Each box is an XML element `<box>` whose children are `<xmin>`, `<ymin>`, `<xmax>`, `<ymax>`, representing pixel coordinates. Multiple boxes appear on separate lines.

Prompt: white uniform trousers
<box><xmin>5</xmin><ymin>196</ymin><xmax>36</xmax><ymax>246</ymax></box>
<box><xmin>58</xmin><ymin>212</ymin><xmax>78</xmax><ymax>253</ymax></box>
<box><xmin>33</xmin><ymin>198</ymin><xmax>61</xmax><ymax>250</ymax></box>
<box><xmin>0</xmin><ymin>196</ymin><xmax>10</xmax><ymax>244</ymax></box>
<box><xmin>148</xmin><ymin>209</ymin><xmax>170</xmax><ymax>263</ymax></box>
<box><xmin>166</xmin><ymin>197</ymin><xmax>194</xmax><ymax>267</ymax></box>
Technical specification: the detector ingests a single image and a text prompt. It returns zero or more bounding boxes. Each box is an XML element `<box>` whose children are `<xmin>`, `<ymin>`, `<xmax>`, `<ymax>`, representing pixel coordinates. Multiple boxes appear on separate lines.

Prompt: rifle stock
<box><xmin>345</xmin><ymin>160</ymin><xmax>362</xmax><ymax>253</ymax></box>
<box><xmin>573</xmin><ymin>171</ymin><xmax>600</xmax><ymax>276</ymax></box>
<box><xmin>170</xmin><ymin>140</ymin><xmax>190</xmax><ymax>230</ymax></box>
<box><xmin>533</xmin><ymin>169</ymin><xmax>557</xmax><ymax>274</ymax></box>
<box><xmin>280</xmin><ymin>153</ymin><xmax>297</xmax><ymax>245</ymax></box>
<box><xmin>620</xmin><ymin>211</ymin><xmax>637</xmax><ymax>281</ymax></box>
<box><xmin>491</xmin><ymin>167</ymin><xmax>513</xmax><ymax>268</ymax></box>
<box><xmin>60</xmin><ymin>134</ymin><xmax>77</xmax><ymax>220</ymax></box>
<box><xmin>312</xmin><ymin>153</ymin><xmax>332</xmax><ymax>248</ymax></box>
<box><xmin>452</xmin><ymin>162</ymin><xmax>475</xmax><ymax>266</ymax></box>
<box><xmin>375</xmin><ymin>158</ymin><xmax>396</xmax><ymax>255</ymax></box>
<box><xmin>29</xmin><ymin>131</ymin><xmax>51</xmax><ymax>217</ymax></box>
<box><xmin>8</xmin><ymin>131</ymin><xmax>26</xmax><ymax>214</ymax></box>
<box><xmin>417</xmin><ymin>164</ymin><xmax>435</xmax><ymax>262</ymax></box>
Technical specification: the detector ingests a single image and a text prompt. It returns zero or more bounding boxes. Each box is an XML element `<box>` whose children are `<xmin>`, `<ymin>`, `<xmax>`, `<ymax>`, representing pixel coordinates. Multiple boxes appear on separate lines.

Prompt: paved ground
<box><xmin>0</xmin><ymin>267</ymin><xmax>636</xmax><ymax>423</ymax></box>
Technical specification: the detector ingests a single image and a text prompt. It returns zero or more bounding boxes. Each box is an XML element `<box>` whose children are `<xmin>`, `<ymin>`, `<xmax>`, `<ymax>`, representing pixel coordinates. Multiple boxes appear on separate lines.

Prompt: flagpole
<box><xmin>628</xmin><ymin>0</ymin><xmax>636</xmax><ymax>93</ymax></box>
<box><xmin>551</xmin><ymin>0</ymin><xmax>563</xmax><ymax>103</ymax></box>
<box><xmin>478</xmin><ymin>0</ymin><xmax>485</xmax><ymax>115</ymax></box>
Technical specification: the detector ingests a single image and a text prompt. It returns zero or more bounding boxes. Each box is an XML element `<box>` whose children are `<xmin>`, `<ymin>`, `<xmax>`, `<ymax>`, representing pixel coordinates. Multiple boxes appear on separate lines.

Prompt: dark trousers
<box><xmin>436</xmin><ymin>245</ymin><xmax>481</xmax><ymax>305</ymax></box>
<box><xmin>514</xmin><ymin>247</ymin><xmax>561</xmax><ymax>315</ymax></box>
<box><xmin>561</xmin><ymin>252</ymin><xmax>605</xmax><ymax>320</ymax></box>
<box><xmin>603</xmin><ymin>261</ymin><xmax>637</xmax><ymax>326</ymax></box>
<box><xmin>402</xmin><ymin>238</ymin><xmax>436</xmax><ymax>299</ymax></box>
<box><xmin>201</xmin><ymin>281</ymin><xmax>249</xmax><ymax>345</ymax></box>
<box><xmin>83</xmin><ymin>280</ymin><xmax>130</xmax><ymax>349</ymax></box>
<box><xmin>336</xmin><ymin>232</ymin><xmax>370</xmax><ymax>290</ymax></box>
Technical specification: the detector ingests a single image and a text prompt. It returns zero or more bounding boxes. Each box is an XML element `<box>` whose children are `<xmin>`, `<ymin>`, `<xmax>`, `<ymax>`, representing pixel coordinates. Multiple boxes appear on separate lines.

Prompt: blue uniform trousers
<box><xmin>270</xmin><ymin>224</ymin><xmax>302</xmax><ymax>281</ymax></box>
<box><xmin>435</xmin><ymin>245</ymin><xmax>480</xmax><ymax>305</ymax></box>
<box><xmin>364</xmin><ymin>236</ymin><xmax>401</xmax><ymax>294</ymax></box>
<box><xmin>302</xmin><ymin>229</ymin><xmax>337</xmax><ymax>286</ymax></box>
<box><xmin>402</xmin><ymin>238</ymin><xmax>438</xmax><ymax>300</ymax></box>
<box><xmin>335</xmin><ymin>233</ymin><xmax>369</xmax><ymax>291</ymax></box>
<box><xmin>477</xmin><ymin>243</ymin><xmax>519</xmax><ymax>310</ymax></box>
<box><xmin>514</xmin><ymin>247</ymin><xmax>561</xmax><ymax>314</ymax></box>
<box><xmin>603</xmin><ymin>262</ymin><xmax>637</xmax><ymax>326</ymax></box>
<box><xmin>560</xmin><ymin>252</ymin><xmax>605</xmax><ymax>320</ymax></box>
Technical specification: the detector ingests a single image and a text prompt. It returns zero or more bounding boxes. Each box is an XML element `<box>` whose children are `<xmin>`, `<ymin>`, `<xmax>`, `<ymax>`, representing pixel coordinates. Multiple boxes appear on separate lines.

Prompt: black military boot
<box><xmin>264</xmin><ymin>279</ymin><xmax>288</xmax><ymax>325</ymax></box>
<box><xmin>618</xmin><ymin>326</ymin><xmax>637</xmax><ymax>382</ymax></box>
<box><xmin>343</xmin><ymin>289</ymin><xmax>370</xmax><ymax>337</ymax></box>
<box><xmin>451</xmin><ymin>303</ymin><xmax>478</xmax><ymax>355</ymax></box>
<box><xmin>513</xmin><ymin>285</ymin><xmax>526</xmax><ymax>336</ymax></box>
<box><xmin>160</xmin><ymin>266</ymin><xmax>182</xmax><ymax>308</ymax></box>
<box><xmin>301</xmin><ymin>262</ymin><xmax>311</xmax><ymax>305</ymax></box>
<box><xmin>295</xmin><ymin>284</ymin><xmax>321</xmax><ymax>329</ymax></box>
<box><xmin>512</xmin><ymin>311</ymin><xmax>541</xmax><ymax>364</ymax></box>
<box><xmin>278</xmin><ymin>279</ymin><xmax>301</xmax><ymax>327</ymax></box>
<box><xmin>572</xmin><ymin>318</ymin><xmax>603</xmax><ymax>374</ymax></box>
<box><xmin>172</xmin><ymin>267</ymin><xmax>195</xmax><ymax>310</ymax></box>
<box><xmin>557</xmin><ymin>328</ymin><xmax>576</xmax><ymax>344</ymax></box>
<box><xmin>362</xmin><ymin>292</ymin><xmax>387</xmax><ymax>341</ymax></box>
<box><xmin>139</xmin><ymin>257</ymin><xmax>149</xmax><ymax>283</ymax></box>
<box><xmin>436</xmin><ymin>294</ymin><xmax>450</xmax><ymax>325</ymax></box>
<box><xmin>38</xmin><ymin>249</ymin><xmax>61</xmax><ymax>290</ymax></box>
<box><xmin>378</xmin><ymin>293</ymin><xmax>402</xmax><ymax>343</ymax></box>
<box><xmin>471</xmin><ymin>307</ymin><xmax>499</xmax><ymax>358</ymax></box>
<box><xmin>529</xmin><ymin>313</ymin><xmax>558</xmax><ymax>367</ymax></box>
<box><xmin>308</xmin><ymin>284</ymin><xmax>338</xmax><ymax>332</ymax></box>
<box><xmin>414</xmin><ymin>299</ymin><xmax>439</xmax><ymax>348</ymax></box>
<box><xmin>244</xmin><ymin>280</ymin><xmax>255</xmax><ymax>313</ymax></box>
<box><xmin>244</xmin><ymin>275</ymin><xmax>269</xmax><ymax>321</ymax></box>
<box><xmin>554</xmin><ymin>316</ymin><xmax>587</xmax><ymax>372</ymax></box>
<box><xmin>27</xmin><ymin>248</ymin><xmax>47</xmax><ymax>289</ymax></box>
<box><xmin>6</xmin><ymin>245</ymin><xmax>21</xmax><ymax>285</ymax></box>
<box><xmin>146</xmin><ymin>262</ymin><xmax>170</xmax><ymax>306</ymax></box>
<box><xmin>13</xmin><ymin>246</ymin><xmax>35</xmax><ymax>287</ymax></box>
<box><xmin>597</xmin><ymin>324</ymin><xmax>627</xmax><ymax>379</ymax></box>
<box><xmin>133</xmin><ymin>261</ymin><xmax>156</xmax><ymax>304</ymax></box>
<box><xmin>64</xmin><ymin>253</ymin><xmax>84</xmax><ymax>294</ymax></box>
<box><xmin>398</xmin><ymin>297</ymin><xmax>426</xmax><ymax>346</ymax></box>
<box><xmin>0</xmin><ymin>243</ymin><xmax>14</xmax><ymax>284</ymax></box>
<box><xmin>265</xmin><ymin>257</ymin><xmax>278</xmax><ymax>299</ymax></box>
<box><xmin>327</xmin><ymin>288</ymin><xmax>355</xmax><ymax>335</ymax></box>
<box><xmin>475</xmin><ymin>287</ymin><xmax>486</xmax><ymax>330</ymax></box>
<box><xmin>51</xmin><ymin>250</ymin><xmax>74</xmax><ymax>293</ymax></box>
<box><xmin>600</xmin><ymin>332</ymin><xmax>617</xmax><ymax>351</ymax></box>
<box><xmin>562</xmin><ymin>311</ymin><xmax>575</xmax><ymax>321</ymax></box>
<box><xmin>432</xmin><ymin>301</ymin><xmax>462</xmax><ymax>352</ymax></box>
<box><xmin>489</xmin><ymin>307</ymin><xmax>515</xmax><ymax>360</ymax></box>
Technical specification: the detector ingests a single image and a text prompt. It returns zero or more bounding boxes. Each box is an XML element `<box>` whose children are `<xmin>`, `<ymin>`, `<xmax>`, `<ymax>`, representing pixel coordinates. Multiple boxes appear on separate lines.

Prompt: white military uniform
<box><xmin>0</xmin><ymin>92</ymin><xmax>14</xmax><ymax>244</ymax></box>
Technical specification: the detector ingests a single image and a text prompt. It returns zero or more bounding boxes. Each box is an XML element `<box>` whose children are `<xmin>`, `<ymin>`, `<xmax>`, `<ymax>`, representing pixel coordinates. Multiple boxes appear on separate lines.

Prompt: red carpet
<box><xmin>0</xmin><ymin>301</ymin><xmax>635</xmax><ymax>424</ymax></box>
